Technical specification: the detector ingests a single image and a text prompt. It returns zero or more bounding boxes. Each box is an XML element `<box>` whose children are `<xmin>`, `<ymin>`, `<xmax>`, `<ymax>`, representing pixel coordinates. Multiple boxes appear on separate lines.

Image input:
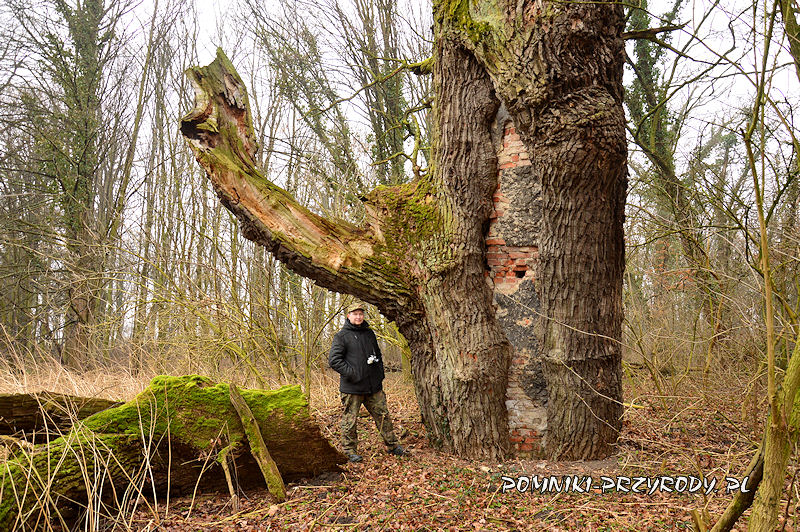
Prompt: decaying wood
<box><xmin>0</xmin><ymin>376</ymin><xmax>344</xmax><ymax>529</ymax></box>
<box><xmin>0</xmin><ymin>391</ymin><xmax>120</xmax><ymax>437</ymax></box>
<box><xmin>229</xmin><ymin>383</ymin><xmax>286</xmax><ymax>501</ymax></box>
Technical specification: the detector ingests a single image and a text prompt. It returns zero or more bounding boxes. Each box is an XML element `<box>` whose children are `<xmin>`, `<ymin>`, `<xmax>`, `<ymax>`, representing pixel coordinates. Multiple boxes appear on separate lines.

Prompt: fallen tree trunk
<box><xmin>0</xmin><ymin>392</ymin><xmax>120</xmax><ymax>437</ymax></box>
<box><xmin>0</xmin><ymin>375</ymin><xmax>345</xmax><ymax>529</ymax></box>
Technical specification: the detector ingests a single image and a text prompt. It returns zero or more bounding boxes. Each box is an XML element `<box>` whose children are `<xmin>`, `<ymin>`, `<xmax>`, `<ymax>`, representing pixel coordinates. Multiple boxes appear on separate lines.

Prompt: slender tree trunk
<box><xmin>61</xmin><ymin>0</ymin><xmax>105</xmax><ymax>367</ymax></box>
<box><xmin>747</xmin><ymin>339</ymin><xmax>800</xmax><ymax>531</ymax></box>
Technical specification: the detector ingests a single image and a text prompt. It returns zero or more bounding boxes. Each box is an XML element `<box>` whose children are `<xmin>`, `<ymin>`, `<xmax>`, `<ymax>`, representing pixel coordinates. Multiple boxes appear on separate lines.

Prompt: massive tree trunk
<box><xmin>447</xmin><ymin>2</ymin><xmax>628</xmax><ymax>459</ymax></box>
<box><xmin>180</xmin><ymin>0</ymin><xmax>626</xmax><ymax>460</ymax></box>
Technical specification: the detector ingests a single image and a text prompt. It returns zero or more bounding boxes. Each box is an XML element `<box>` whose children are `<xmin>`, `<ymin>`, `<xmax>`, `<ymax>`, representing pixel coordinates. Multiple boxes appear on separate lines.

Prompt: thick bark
<box><xmin>437</xmin><ymin>0</ymin><xmax>627</xmax><ymax>458</ymax></box>
<box><xmin>420</xmin><ymin>39</ymin><xmax>511</xmax><ymax>457</ymax></box>
<box><xmin>180</xmin><ymin>0</ymin><xmax>627</xmax><ymax>460</ymax></box>
<box><xmin>0</xmin><ymin>391</ymin><xmax>120</xmax><ymax>437</ymax></box>
<box><xmin>0</xmin><ymin>376</ymin><xmax>343</xmax><ymax>529</ymax></box>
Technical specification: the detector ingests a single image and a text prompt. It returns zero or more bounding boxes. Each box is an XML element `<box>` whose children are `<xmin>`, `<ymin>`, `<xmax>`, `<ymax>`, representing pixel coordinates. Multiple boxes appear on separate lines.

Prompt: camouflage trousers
<box><xmin>340</xmin><ymin>390</ymin><xmax>399</xmax><ymax>454</ymax></box>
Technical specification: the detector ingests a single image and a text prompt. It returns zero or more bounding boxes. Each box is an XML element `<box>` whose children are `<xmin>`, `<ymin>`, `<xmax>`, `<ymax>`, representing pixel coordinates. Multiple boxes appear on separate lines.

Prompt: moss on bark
<box><xmin>0</xmin><ymin>376</ymin><xmax>343</xmax><ymax>530</ymax></box>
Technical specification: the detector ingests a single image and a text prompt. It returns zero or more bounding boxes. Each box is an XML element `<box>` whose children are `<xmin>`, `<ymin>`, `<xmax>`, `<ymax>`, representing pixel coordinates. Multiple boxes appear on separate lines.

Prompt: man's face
<box><xmin>348</xmin><ymin>310</ymin><xmax>365</xmax><ymax>325</ymax></box>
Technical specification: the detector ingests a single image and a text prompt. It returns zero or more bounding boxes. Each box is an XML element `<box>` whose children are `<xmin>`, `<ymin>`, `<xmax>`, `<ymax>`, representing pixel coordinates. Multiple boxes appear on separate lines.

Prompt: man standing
<box><xmin>328</xmin><ymin>302</ymin><xmax>408</xmax><ymax>462</ymax></box>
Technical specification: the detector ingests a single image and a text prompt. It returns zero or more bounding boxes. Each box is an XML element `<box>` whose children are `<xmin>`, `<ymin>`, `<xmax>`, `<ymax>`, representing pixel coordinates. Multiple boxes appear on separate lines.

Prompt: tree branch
<box><xmin>621</xmin><ymin>24</ymin><xmax>685</xmax><ymax>41</ymax></box>
<box><xmin>179</xmin><ymin>48</ymin><xmax>410</xmax><ymax>313</ymax></box>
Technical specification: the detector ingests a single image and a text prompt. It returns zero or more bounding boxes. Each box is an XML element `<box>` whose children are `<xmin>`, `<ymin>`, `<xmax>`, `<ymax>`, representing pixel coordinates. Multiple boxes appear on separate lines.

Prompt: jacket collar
<box><xmin>344</xmin><ymin>319</ymin><xmax>370</xmax><ymax>331</ymax></box>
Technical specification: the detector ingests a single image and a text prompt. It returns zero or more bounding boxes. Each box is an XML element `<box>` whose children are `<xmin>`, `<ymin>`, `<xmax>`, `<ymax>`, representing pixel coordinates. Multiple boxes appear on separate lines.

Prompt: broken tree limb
<box><xmin>0</xmin><ymin>376</ymin><xmax>344</xmax><ymax>529</ymax></box>
<box><xmin>179</xmin><ymin>49</ymin><xmax>412</xmax><ymax>318</ymax></box>
<box><xmin>0</xmin><ymin>391</ymin><xmax>120</xmax><ymax>437</ymax></box>
<box><xmin>229</xmin><ymin>383</ymin><xmax>286</xmax><ymax>501</ymax></box>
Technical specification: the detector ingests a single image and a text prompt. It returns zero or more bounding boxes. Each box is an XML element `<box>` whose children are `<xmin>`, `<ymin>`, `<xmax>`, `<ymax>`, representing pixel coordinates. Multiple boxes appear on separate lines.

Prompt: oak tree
<box><xmin>180</xmin><ymin>0</ymin><xmax>627</xmax><ymax>460</ymax></box>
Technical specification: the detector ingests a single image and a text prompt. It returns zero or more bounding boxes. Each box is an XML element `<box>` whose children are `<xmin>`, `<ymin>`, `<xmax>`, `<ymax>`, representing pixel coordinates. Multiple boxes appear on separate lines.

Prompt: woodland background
<box><xmin>0</xmin><ymin>0</ymin><xmax>798</xmax><ymax>529</ymax></box>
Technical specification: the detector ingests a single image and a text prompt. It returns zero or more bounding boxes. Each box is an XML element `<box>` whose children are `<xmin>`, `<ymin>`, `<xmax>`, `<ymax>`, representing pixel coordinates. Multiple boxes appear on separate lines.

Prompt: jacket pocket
<box><xmin>345</xmin><ymin>363</ymin><xmax>364</xmax><ymax>383</ymax></box>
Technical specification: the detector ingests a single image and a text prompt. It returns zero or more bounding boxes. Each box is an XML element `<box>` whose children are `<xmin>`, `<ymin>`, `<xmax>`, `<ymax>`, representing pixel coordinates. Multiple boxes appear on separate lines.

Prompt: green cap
<box><xmin>346</xmin><ymin>302</ymin><xmax>366</xmax><ymax>314</ymax></box>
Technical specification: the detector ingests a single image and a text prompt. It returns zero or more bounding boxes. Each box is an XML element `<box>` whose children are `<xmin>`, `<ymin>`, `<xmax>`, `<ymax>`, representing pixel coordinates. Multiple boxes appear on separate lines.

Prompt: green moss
<box><xmin>0</xmin><ymin>376</ymin><xmax>315</xmax><ymax>530</ymax></box>
<box><xmin>360</xmin><ymin>178</ymin><xmax>456</xmax><ymax>280</ymax></box>
<box><xmin>84</xmin><ymin>376</ymin><xmax>307</xmax><ymax>451</ymax></box>
<box><xmin>370</xmin><ymin>180</ymin><xmax>442</xmax><ymax>243</ymax></box>
<box><xmin>0</xmin><ymin>431</ymin><xmax>141</xmax><ymax>529</ymax></box>
<box><xmin>434</xmin><ymin>0</ymin><xmax>502</xmax><ymax>44</ymax></box>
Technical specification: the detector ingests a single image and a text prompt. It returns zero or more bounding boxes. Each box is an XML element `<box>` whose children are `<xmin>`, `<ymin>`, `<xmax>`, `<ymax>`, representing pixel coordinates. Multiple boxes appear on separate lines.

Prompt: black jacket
<box><xmin>328</xmin><ymin>319</ymin><xmax>385</xmax><ymax>394</ymax></box>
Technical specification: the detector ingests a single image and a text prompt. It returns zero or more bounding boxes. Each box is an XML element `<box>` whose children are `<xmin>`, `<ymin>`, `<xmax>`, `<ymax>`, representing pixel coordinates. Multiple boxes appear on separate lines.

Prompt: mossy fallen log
<box><xmin>0</xmin><ymin>392</ymin><xmax>121</xmax><ymax>437</ymax></box>
<box><xmin>0</xmin><ymin>375</ymin><xmax>345</xmax><ymax>529</ymax></box>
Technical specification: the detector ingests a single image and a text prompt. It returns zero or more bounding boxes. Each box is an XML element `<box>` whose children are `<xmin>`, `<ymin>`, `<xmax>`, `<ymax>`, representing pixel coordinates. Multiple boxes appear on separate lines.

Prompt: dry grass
<box><xmin>0</xmin><ymin>351</ymin><xmax>151</xmax><ymax>401</ymax></box>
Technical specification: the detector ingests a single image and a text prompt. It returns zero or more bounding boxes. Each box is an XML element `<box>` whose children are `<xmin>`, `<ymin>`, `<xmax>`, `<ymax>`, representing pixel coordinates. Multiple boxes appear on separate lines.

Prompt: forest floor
<box><xmin>133</xmin><ymin>370</ymin><xmax>771</xmax><ymax>531</ymax></box>
<box><xmin>0</xmin><ymin>366</ymin><xmax>781</xmax><ymax>530</ymax></box>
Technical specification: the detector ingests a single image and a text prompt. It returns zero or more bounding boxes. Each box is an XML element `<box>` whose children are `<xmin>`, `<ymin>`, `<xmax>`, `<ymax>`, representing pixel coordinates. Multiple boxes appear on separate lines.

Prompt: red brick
<box><xmin>511</xmin><ymin>154</ymin><xmax>519</xmax><ymax>162</ymax></box>
<box><xmin>509</xmin><ymin>251</ymin><xmax>532</xmax><ymax>259</ymax></box>
<box><xmin>499</xmin><ymin>162</ymin><xmax>514</xmax><ymax>170</ymax></box>
<box><xmin>518</xmin><ymin>442</ymin><xmax>534</xmax><ymax>452</ymax></box>
<box><xmin>485</xmin><ymin>238</ymin><xmax>505</xmax><ymax>246</ymax></box>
